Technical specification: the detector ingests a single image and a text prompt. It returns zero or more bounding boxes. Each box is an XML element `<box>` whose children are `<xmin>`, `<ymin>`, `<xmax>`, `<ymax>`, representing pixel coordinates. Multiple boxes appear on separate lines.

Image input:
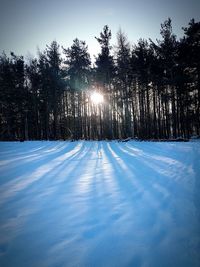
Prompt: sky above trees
<box><xmin>0</xmin><ymin>0</ymin><xmax>200</xmax><ymax>60</ymax></box>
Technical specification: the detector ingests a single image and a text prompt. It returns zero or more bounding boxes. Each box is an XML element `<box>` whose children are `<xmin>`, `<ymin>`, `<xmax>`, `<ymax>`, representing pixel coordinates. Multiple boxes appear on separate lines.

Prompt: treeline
<box><xmin>0</xmin><ymin>18</ymin><xmax>200</xmax><ymax>140</ymax></box>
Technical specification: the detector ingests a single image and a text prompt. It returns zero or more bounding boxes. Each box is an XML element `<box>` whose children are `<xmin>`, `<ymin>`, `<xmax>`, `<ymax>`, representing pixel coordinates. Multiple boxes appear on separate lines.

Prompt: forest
<box><xmin>0</xmin><ymin>18</ymin><xmax>200</xmax><ymax>141</ymax></box>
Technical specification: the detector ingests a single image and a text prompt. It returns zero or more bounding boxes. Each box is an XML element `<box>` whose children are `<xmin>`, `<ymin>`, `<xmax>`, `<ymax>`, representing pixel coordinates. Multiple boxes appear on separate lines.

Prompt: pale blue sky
<box><xmin>0</xmin><ymin>0</ymin><xmax>199</xmax><ymax>60</ymax></box>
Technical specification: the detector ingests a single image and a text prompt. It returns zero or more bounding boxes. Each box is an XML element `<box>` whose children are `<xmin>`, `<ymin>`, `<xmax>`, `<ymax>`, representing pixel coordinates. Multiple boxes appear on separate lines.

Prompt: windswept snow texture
<box><xmin>0</xmin><ymin>141</ymin><xmax>200</xmax><ymax>267</ymax></box>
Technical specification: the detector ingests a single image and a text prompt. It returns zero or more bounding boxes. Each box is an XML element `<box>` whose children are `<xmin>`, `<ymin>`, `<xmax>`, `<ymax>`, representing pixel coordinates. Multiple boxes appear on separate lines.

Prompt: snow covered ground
<box><xmin>0</xmin><ymin>140</ymin><xmax>200</xmax><ymax>267</ymax></box>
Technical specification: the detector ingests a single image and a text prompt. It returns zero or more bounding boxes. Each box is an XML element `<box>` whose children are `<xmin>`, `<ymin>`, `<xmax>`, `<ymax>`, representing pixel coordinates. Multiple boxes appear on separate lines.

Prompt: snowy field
<box><xmin>0</xmin><ymin>140</ymin><xmax>200</xmax><ymax>267</ymax></box>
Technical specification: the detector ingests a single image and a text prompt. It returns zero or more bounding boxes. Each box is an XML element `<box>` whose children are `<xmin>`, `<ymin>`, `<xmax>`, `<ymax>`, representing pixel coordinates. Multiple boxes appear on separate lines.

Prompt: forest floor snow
<box><xmin>0</xmin><ymin>140</ymin><xmax>200</xmax><ymax>267</ymax></box>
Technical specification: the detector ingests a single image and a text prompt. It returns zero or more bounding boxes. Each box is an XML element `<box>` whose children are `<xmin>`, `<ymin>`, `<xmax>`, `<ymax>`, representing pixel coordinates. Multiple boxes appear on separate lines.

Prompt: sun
<box><xmin>90</xmin><ymin>92</ymin><xmax>104</xmax><ymax>104</ymax></box>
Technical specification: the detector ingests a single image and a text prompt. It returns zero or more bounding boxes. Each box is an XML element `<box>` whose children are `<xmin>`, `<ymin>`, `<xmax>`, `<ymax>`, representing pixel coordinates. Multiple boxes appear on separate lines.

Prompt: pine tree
<box><xmin>46</xmin><ymin>41</ymin><xmax>64</xmax><ymax>139</ymax></box>
<box><xmin>151</xmin><ymin>18</ymin><xmax>178</xmax><ymax>138</ymax></box>
<box><xmin>95</xmin><ymin>25</ymin><xmax>115</xmax><ymax>139</ymax></box>
<box><xmin>63</xmin><ymin>39</ymin><xmax>91</xmax><ymax>139</ymax></box>
<box><xmin>26</xmin><ymin>58</ymin><xmax>41</xmax><ymax>139</ymax></box>
<box><xmin>182</xmin><ymin>19</ymin><xmax>200</xmax><ymax>135</ymax></box>
<box><xmin>0</xmin><ymin>52</ymin><xmax>27</xmax><ymax>140</ymax></box>
<box><xmin>115</xmin><ymin>29</ymin><xmax>132</xmax><ymax>138</ymax></box>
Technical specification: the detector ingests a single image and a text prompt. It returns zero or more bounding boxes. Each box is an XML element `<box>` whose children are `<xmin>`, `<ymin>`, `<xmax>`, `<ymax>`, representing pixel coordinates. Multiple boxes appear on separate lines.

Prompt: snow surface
<box><xmin>0</xmin><ymin>140</ymin><xmax>200</xmax><ymax>267</ymax></box>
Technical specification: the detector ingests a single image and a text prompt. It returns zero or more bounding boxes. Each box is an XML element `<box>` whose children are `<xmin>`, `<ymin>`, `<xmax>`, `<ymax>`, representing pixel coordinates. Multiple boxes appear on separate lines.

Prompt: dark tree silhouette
<box><xmin>0</xmin><ymin>18</ymin><xmax>199</xmax><ymax>140</ymax></box>
<box><xmin>63</xmin><ymin>38</ymin><xmax>91</xmax><ymax>139</ymax></box>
